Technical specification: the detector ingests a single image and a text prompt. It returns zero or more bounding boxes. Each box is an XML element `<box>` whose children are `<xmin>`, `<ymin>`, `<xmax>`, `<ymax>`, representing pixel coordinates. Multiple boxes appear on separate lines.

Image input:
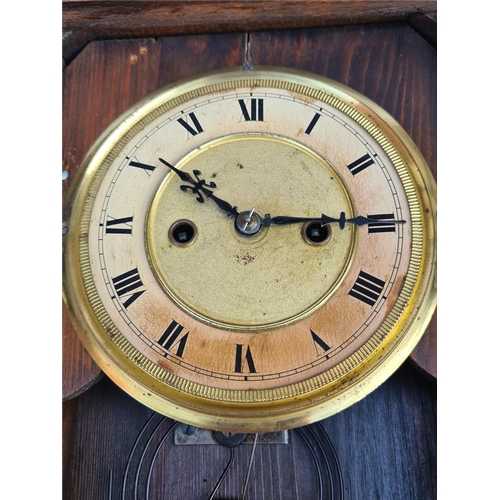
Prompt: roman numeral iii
<box><xmin>348</xmin><ymin>270</ymin><xmax>386</xmax><ymax>307</ymax></box>
<box><xmin>367</xmin><ymin>213</ymin><xmax>396</xmax><ymax>234</ymax></box>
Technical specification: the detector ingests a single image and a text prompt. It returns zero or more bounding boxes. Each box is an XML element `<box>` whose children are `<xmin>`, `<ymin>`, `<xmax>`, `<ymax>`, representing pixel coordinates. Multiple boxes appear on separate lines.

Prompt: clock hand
<box><xmin>158</xmin><ymin>158</ymin><xmax>406</xmax><ymax>232</ymax></box>
<box><xmin>267</xmin><ymin>212</ymin><xmax>406</xmax><ymax>229</ymax></box>
<box><xmin>159</xmin><ymin>159</ymin><xmax>240</xmax><ymax>218</ymax></box>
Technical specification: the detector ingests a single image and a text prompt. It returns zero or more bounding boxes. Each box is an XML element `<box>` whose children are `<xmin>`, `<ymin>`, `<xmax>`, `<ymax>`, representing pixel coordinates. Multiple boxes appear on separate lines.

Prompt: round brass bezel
<box><xmin>62</xmin><ymin>66</ymin><xmax>436</xmax><ymax>432</ymax></box>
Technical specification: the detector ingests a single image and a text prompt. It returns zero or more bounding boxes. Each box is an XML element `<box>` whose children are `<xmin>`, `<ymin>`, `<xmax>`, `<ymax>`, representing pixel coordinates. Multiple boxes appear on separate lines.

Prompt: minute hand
<box><xmin>268</xmin><ymin>212</ymin><xmax>406</xmax><ymax>230</ymax></box>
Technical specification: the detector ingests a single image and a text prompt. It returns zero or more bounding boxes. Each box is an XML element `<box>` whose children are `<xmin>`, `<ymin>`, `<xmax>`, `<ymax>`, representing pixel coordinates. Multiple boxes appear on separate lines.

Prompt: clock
<box><xmin>63</xmin><ymin>65</ymin><xmax>436</xmax><ymax>432</ymax></box>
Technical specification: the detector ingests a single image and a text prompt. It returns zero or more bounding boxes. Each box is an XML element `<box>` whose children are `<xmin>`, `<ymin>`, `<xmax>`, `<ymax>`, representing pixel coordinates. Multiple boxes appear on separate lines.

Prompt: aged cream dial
<box><xmin>63</xmin><ymin>67</ymin><xmax>436</xmax><ymax>432</ymax></box>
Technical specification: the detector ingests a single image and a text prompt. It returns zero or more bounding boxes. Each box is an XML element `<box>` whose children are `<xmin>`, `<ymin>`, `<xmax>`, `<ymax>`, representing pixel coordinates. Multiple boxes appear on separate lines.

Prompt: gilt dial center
<box><xmin>146</xmin><ymin>134</ymin><xmax>356</xmax><ymax>330</ymax></box>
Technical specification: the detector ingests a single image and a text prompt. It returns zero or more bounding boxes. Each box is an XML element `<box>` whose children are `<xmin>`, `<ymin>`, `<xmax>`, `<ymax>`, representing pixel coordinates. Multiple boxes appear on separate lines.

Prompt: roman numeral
<box><xmin>112</xmin><ymin>267</ymin><xmax>145</xmax><ymax>308</ymax></box>
<box><xmin>177</xmin><ymin>112</ymin><xmax>204</xmax><ymax>137</ymax></box>
<box><xmin>305</xmin><ymin>112</ymin><xmax>321</xmax><ymax>135</ymax></box>
<box><xmin>157</xmin><ymin>319</ymin><xmax>189</xmax><ymax>358</ymax></box>
<box><xmin>238</xmin><ymin>98</ymin><xmax>264</xmax><ymax>121</ymax></box>
<box><xmin>310</xmin><ymin>330</ymin><xmax>331</xmax><ymax>355</ymax></box>
<box><xmin>346</xmin><ymin>153</ymin><xmax>374</xmax><ymax>176</ymax></box>
<box><xmin>348</xmin><ymin>270</ymin><xmax>386</xmax><ymax>307</ymax></box>
<box><xmin>105</xmin><ymin>216</ymin><xmax>133</xmax><ymax>234</ymax></box>
<box><xmin>234</xmin><ymin>344</ymin><xmax>257</xmax><ymax>373</ymax></box>
<box><xmin>367</xmin><ymin>213</ymin><xmax>396</xmax><ymax>234</ymax></box>
<box><xmin>129</xmin><ymin>160</ymin><xmax>156</xmax><ymax>173</ymax></box>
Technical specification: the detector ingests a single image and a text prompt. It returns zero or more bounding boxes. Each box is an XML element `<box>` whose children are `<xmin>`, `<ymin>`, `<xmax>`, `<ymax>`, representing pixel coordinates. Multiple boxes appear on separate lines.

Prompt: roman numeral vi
<box><xmin>234</xmin><ymin>344</ymin><xmax>257</xmax><ymax>373</ymax></box>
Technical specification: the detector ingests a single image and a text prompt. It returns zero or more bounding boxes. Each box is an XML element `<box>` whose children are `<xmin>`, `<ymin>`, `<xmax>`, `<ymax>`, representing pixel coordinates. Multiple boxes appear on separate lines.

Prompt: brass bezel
<box><xmin>63</xmin><ymin>67</ymin><xmax>436</xmax><ymax>432</ymax></box>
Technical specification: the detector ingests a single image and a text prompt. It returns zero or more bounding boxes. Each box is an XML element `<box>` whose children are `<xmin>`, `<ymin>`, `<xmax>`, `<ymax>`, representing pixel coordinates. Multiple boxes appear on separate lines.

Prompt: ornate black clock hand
<box><xmin>159</xmin><ymin>158</ymin><xmax>240</xmax><ymax>218</ymax></box>
<box><xmin>267</xmin><ymin>212</ymin><xmax>406</xmax><ymax>229</ymax></box>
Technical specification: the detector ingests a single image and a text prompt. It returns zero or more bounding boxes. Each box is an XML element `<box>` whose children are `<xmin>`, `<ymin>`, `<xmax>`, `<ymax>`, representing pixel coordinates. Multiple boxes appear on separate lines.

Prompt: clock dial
<box><xmin>63</xmin><ymin>67</ymin><xmax>436</xmax><ymax>431</ymax></box>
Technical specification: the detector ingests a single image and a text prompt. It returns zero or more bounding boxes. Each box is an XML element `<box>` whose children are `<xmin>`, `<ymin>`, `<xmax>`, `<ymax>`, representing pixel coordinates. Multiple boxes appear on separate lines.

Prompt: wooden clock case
<box><xmin>63</xmin><ymin>2</ymin><xmax>436</xmax><ymax>498</ymax></box>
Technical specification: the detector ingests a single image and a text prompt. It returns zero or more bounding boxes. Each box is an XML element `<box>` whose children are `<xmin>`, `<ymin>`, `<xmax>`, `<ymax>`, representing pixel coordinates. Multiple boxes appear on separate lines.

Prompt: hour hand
<box><xmin>159</xmin><ymin>159</ymin><xmax>240</xmax><ymax>218</ymax></box>
<box><xmin>268</xmin><ymin>212</ymin><xmax>406</xmax><ymax>229</ymax></box>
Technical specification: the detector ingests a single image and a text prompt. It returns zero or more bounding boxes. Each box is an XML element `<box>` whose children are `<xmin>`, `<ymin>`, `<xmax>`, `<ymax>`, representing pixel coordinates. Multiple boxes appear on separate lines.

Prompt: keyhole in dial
<box><xmin>302</xmin><ymin>221</ymin><xmax>332</xmax><ymax>246</ymax></box>
<box><xmin>169</xmin><ymin>219</ymin><xmax>198</xmax><ymax>247</ymax></box>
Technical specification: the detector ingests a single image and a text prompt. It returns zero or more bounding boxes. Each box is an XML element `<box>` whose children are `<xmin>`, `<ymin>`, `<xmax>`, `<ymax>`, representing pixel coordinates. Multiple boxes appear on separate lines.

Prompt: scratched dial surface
<box><xmin>63</xmin><ymin>68</ymin><xmax>436</xmax><ymax>431</ymax></box>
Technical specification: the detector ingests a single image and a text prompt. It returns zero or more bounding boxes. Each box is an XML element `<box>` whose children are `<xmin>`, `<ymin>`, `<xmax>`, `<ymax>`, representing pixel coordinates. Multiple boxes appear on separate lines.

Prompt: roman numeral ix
<box><xmin>105</xmin><ymin>216</ymin><xmax>133</xmax><ymax>234</ymax></box>
<box><xmin>348</xmin><ymin>270</ymin><xmax>386</xmax><ymax>307</ymax></box>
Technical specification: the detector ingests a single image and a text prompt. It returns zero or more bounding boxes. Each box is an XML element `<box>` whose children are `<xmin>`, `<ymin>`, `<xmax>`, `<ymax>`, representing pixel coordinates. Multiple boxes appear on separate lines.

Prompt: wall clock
<box><xmin>63</xmin><ymin>5</ymin><xmax>437</xmax><ymax>497</ymax></box>
<box><xmin>63</xmin><ymin>64</ymin><xmax>436</xmax><ymax>432</ymax></box>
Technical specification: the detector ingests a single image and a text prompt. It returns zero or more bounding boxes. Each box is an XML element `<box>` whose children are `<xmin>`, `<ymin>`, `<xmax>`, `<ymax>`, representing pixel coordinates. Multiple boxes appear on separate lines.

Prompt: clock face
<box><xmin>63</xmin><ymin>67</ymin><xmax>436</xmax><ymax>432</ymax></box>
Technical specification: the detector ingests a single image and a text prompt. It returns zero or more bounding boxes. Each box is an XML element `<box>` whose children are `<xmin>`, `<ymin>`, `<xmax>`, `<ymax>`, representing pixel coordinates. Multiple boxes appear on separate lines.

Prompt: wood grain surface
<box><xmin>62</xmin><ymin>0</ymin><xmax>437</xmax><ymax>37</ymax></box>
<box><xmin>62</xmin><ymin>1</ymin><xmax>437</xmax><ymax>62</ymax></box>
<box><xmin>63</xmin><ymin>360</ymin><xmax>436</xmax><ymax>499</ymax></box>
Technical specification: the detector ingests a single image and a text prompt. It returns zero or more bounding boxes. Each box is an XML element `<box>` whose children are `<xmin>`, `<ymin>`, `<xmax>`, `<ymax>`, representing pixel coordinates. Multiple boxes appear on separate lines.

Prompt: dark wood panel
<box><xmin>407</xmin><ymin>12</ymin><xmax>437</xmax><ymax>47</ymax></box>
<box><xmin>63</xmin><ymin>360</ymin><xmax>436</xmax><ymax>499</ymax></box>
<box><xmin>62</xmin><ymin>301</ymin><xmax>101</xmax><ymax>400</ymax></box>
<box><xmin>62</xmin><ymin>0</ymin><xmax>437</xmax><ymax>62</ymax></box>
<box><xmin>62</xmin><ymin>1</ymin><xmax>437</xmax><ymax>35</ymax></box>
